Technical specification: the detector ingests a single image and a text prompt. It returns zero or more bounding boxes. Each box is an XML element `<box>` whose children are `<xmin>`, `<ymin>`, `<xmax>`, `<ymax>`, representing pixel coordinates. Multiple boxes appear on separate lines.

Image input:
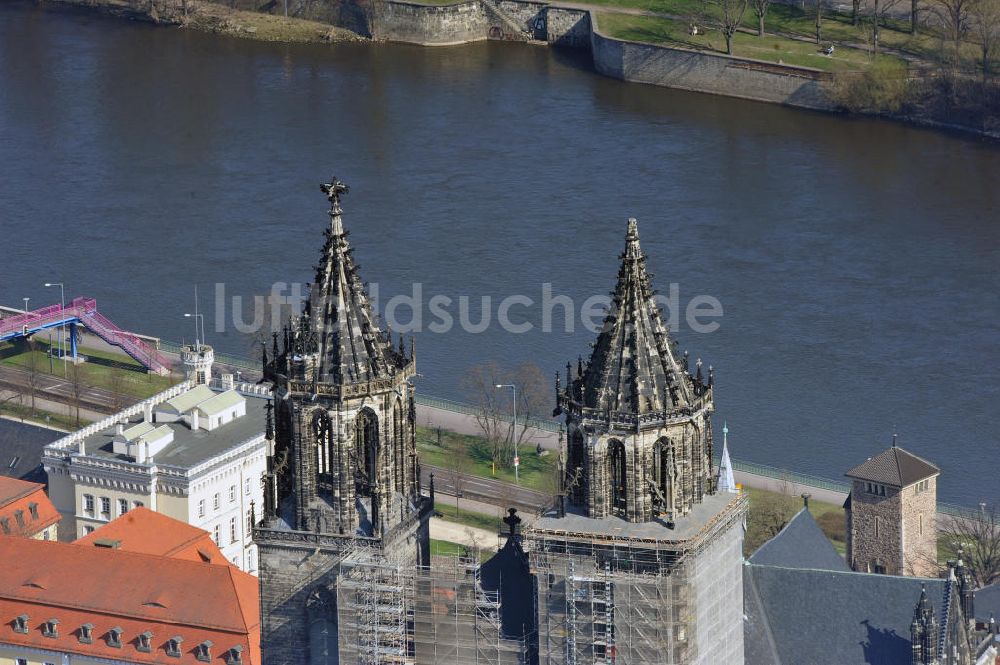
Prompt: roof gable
<box><xmin>74</xmin><ymin>507</ymin><xmax>225</xmax><ymax>564</ymax></box>
<box><xmin>162</xmin><ymin>384</ymin><xmax>216</xmax><ymax>414</ymax></box>
<box><xmin>750</xmin><ymin>508</ymin><xmax>849</xmax><ymax>572</ymax></box>
<box><xmin>0</xmin><ymin>478</ymin><xmax>60</xmax><ymax>538</ymax></box>
<box><xmin>846</xmin><ymin>446</ymin><xmax>939</xmax><ymax>487</ymax></box>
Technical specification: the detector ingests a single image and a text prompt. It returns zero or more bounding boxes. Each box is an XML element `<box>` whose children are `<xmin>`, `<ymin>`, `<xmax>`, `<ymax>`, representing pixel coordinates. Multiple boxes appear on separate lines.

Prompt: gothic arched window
<box><xmin>313</xmin><ymin>411</ymin><xmax>334</xmax><ymax>489</ymax></box>
<box><xmin>306</xmin><ymin>587</ymin><xmax>336</xmax><ymax>665</ymax></box>
<box><xmin>393</xmin><ymin>399</ymin><xmax>404</xmax><ymax>496</ymax></box>
<box><xmin>568</xmin><ymin>430</ymin><xmax>585</xmax><ymax>504</ymax></box>
<box><xmin>653</xmin><ymin>438</ymin><xmax>674</xmax><ymax>514</ymax></box>
<box><xmin>608</xmin><ymin>439</ymin><xmax>627</xmax><ymax>518</ymax></box>
<box><xmin>354</xmin><ymin>408</ymin><xmax>379</xmax><ymax>497</ymax></box>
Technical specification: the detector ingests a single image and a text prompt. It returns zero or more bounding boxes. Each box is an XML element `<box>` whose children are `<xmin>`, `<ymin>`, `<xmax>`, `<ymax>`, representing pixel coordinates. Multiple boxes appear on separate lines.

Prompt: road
<box><xmin>421</xmin><ymin>464</ymin><xmax>553</xmax><ymax>514</ymax></box>
<box><xmin>0</xmin><ymin>364</ymin><xmax>139</xmax><ymax>415</ymax></box>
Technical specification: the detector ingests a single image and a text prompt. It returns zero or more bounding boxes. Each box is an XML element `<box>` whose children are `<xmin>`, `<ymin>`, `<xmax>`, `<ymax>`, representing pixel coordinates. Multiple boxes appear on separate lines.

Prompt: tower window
<box><xmin>919</xmin><ymin>513</ymin><xmax>923</xmax><ymax>535</ymax></box>
<box><xmin>874</xmin><ymin>516</ymin><xmax>880</xmax><ymax>539</ymax></box>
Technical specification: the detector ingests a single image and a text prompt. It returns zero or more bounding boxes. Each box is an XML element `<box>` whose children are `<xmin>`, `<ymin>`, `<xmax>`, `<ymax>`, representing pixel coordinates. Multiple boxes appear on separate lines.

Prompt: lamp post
<box><xmin>495</xmin><ymin>383</ymin><xmax>518</xmax><ymax>484</ymax></box>
<box><xmin>22</xmin><ymin>297</ymin><xmax>29</xmax><ymax>314</ymax></box>
<box><xmin>44</xmin><ymin>282</ymin><xmax>65</xmax><ymax>375</ymax></box>
<box><xmin>184</xmin><ymin>313</ymin><xmax>206</xmax><ymax>352</ymax></box>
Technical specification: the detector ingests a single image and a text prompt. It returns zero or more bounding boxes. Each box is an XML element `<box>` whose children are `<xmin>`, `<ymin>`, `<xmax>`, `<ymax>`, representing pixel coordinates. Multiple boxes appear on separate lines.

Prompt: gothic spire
<box><xmin>310</xmin><ymin>177</ymin><xmax>402</xmax><ymax>385</ymax></box>
<box><xmin>577</xmin><ymin>218</ymin><xmax>693</xmax><ymax>414</ymax></box>
<box><xmin>718</xmin><ymin>421</ymin><xmax>737</xmax><ymax>493</ymax></box>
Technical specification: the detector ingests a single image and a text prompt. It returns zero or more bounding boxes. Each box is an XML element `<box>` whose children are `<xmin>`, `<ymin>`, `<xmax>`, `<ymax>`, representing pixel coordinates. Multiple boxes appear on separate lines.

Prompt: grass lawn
<box><xmin>0</xmin><ymin>400</ymin><xmax>89</xmax><ymax>431</ymax></box>
<box><xmin>416</xmin><ymin>426</ymin><xmax>558</xmax><ymax>494</ymax></box>
<box><xmin>430</xmin><ymin>538</ymin><xmax>494</xmax><ymax>562</ymax></box>
<box><xmin>436</xmin><ymin>502</ymin><xmax>503</xmax><ymax>532</ymax></box>
<box><xmin>0</xmin><ymin>341</ymin><xmax>175</xmax><ymax>400</ymax></box>
<box><xmin>597</xmin><ymin>12</ymin><xmax>904</xmax><ymax>71</ymax></box>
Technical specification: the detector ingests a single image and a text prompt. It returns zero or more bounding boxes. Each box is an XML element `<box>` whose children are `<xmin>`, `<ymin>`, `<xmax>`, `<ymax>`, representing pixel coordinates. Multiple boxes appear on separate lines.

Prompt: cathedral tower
<box><xmin>255</xmin><ymin>179</ymin><xmax>432</xmax><ymax>665</ymax></box>
<box><xmin>526</xmin><ymin>218</ymin><xmax>747</xmax><ymax>665</ymax></box>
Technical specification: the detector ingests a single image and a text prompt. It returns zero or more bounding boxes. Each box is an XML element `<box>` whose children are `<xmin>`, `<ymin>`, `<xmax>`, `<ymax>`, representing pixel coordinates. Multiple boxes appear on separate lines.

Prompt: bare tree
<box><xmin>940</xmin><ymin>504</ymin><xmax>1000</xmax><ymax>588</ymax></box>
<box><xmin>67</xmin><ymin>362</ymin><xmax>88</xmax><ymax>428</ymax></box>
<box><xmin>22</xmin><ymin>340</ymin><xmax>40</xmax><ymax>413</ymax></box>
<box><xmin>868</xmin><ymin>0</ymin><xmax>903</xmax><ymax>54</ymax></box>
<box><xmin>745</xmin><ymin>491</ymin><xmax>798</xmax><ymax>554</ymax></box>
<box><xmin>462</xmin><ymin>362</ymin><xmax>508</xmax><ymax>467</ymax></box>
<box><xmin>970</xmin><ymin>0</ymin><xmax>1000</xmax><ymax>79</ymax></box>
<box><xmin>934</xmin><ymin>0</ymin><xmax>974</xmax><ymax>63</ymax></box>
<box><xmin>512</xmin><ymin>362</ymin><xmax>549</xmax><ymax>452</ymax></box>
<box><xmin>750</xmin><ymin>0</ymin><xmax>772</xmax><ymax>35</ymax></box>
<box><xmin>816</xmin><ymin>0</ymin><xmax>824</xmax><ymax>44</ymax></box>
<box><xmin>105</xmin><ymin>367</ymin><xmax>129</xmax><ymax>413</ymax></box>
<box><xmin>704</xmin><ymin>0</ymin><xmax>751</xmax><ymax>54</ymax></box>
<box><xmin>912</xmin><ymin>0</ymin><xmax>921</xmax><ymax>33</ymax></box>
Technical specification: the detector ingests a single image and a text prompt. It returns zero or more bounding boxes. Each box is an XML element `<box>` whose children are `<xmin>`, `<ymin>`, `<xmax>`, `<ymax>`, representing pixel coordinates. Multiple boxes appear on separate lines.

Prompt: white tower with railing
<box><xmin>181</xmin><ymin>344</ymin><xmax>214</xmax><ymax>385</ymax></box>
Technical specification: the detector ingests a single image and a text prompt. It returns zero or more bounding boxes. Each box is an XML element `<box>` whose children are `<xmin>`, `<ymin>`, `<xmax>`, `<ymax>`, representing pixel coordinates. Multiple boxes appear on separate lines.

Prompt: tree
<box><xmin>22</xmin><ymin>340</ymin><xmax>40</xmax><ymax>413</ymax></box>
<box><xmin>704</xmin><ymin>0</ymin><xmax>751</xmax><ymax>55</ymax></box>
<box><xmin>912</xmin><ymin>0</ymin><xmax>921</xmax><ymax>33</ymax></box>
<box><xmin>67</xmin><ymin>362</ymin><xmax>87</xmax><ymax>428</ymax></box>
<box><xmin>816</xmin><ymin>0</ymin><xmax>824</xmax><ymax>44</ymax></box>
<box><xmin>867</xmin><ymin>0</ymin><xmax>903</xmax><ymax>54</ymax></box>
<box><xmin>462</xmin><ymin>362</ymin><xmax>509</xmax><ymax>468</ymax></box>
<box><xmin>970</xmin><ymin>0</ymin><xmax>1000</xmax><ymax>80</ymax></box>
<box><xmin>853</xmin><ymin>0</ymin><xmax>863</xmax><ymax>25</ymax></box>
<box><xmin>934</xmin><ymin>0</ymin><xmax>974</xmax><ymax>64</ymax></box>
<box><xmin>511</xmin><ymin>362</ymin><xmax>549</xmax><ymax>452</ymax></box>
<box><xmin>745</xmin><ymin>491</ymin><xmax>798</xmax><ymax>554</ymax></box>
<box><xmin>105</xmin><ymin>367</ymin><xmax>129</xmax><ymax>413</ymax></box>
<box><xmin>750</xmin><ymin>0</ymin><xmax>772</xmax><ymax>35</ymax></box>
<box><xmin>940</xmin><ymin>504</ymin><xmax>1000</xmax><ymax>589</ymax></box>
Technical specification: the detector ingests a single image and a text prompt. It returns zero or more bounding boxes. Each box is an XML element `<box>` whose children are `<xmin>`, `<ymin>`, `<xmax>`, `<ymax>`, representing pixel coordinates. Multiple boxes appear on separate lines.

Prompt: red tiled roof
<box><xmin>0</xmin><ymin>536</ymin><xmax>260</xmax><ymax>664</ymax></box>
<box><xmin>75</xmin><ymin>507</ymin><xmax>226</xmax><ymax>565</ymax></box>
<box><xmin>0</xmin><ymin>477</ymin><xmax>60</xmax><ymax>538</ymax></box>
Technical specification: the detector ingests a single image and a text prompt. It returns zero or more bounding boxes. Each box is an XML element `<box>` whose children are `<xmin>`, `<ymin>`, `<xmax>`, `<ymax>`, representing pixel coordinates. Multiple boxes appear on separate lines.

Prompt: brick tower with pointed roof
<box><xmin>845</xmin><ymin>438</ymin><xmax>940</xmax><ymax>577</ymax></box>
<box><xmin>526</xmin><ymin>218</ymin><xmax>748</xmax><ymax>665</ymax></box>
<box><xmin>255</xmin><ymin>179</ymin><xmax>432</xmax><ymax>665</ymax></box>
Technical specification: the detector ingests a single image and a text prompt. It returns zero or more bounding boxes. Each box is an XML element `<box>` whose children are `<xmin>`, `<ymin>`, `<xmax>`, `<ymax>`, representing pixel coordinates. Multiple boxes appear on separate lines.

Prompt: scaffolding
<box><xmin>528</xmin><ymin>493</ymin><xmax>747</xmax><ymax>665</ymax></box>
<box><xmin>337</xmin><ymin>547</ymin><xmax>527</xmax><ymax>665</ymax></box>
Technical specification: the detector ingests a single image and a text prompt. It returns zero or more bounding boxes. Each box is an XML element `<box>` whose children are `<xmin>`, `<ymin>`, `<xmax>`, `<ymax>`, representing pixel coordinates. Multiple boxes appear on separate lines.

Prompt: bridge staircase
<box><xmin>0</xmin><ymin>297</ymin><xmax>172</xmax><ymax>375</ymax></box>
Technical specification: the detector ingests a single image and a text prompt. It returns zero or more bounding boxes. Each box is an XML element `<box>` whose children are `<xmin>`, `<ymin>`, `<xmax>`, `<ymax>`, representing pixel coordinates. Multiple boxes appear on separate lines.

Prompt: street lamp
<box><xmin>44</xmin><ymin>282</ymin><xmax>65</xmax><ymax>375</ymax></box>
<box><xmin>184</xmin><ymin>313</ymin><xmax>206</xmax><ymax>352</ymax></box>
<box><xmin>495</xmin><ymin>383</ymin><xmax>518</xmax><ymax>484</ymax></box>
<box><xmin>22</xmin><ymin>297</ymin><xmax>29</xmax><ymax>313</ymax></box>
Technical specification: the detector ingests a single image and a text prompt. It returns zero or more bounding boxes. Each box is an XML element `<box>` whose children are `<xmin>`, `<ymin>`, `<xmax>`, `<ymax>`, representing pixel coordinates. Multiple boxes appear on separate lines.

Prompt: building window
<box><xmin>915</xmin><ymin>479</ymin><xmax>930</xmax><ymax>493</ymax></box>
<box><xmin>919</xmin><ymin>513</ymin><xmax>923</xmax><ymax>535</ymax></box>
<box><xmin>230</xmin><ymin>485</ymin><xmax>236</xmax><ymax>503</ymax></box>
<box><xmin>42</xmin><ymin>618</ymin><xmax>59</xmax><ymax>638</ymax></box>
<box><xmin>214</xmin><ymin>524</ymin><xmax>221</xmax><ymax>545</ymax></box>
<box><xmin>133</xmin><ymin>500</ymin><xmax>144</xmax><ymax>509</ymax></box>
<box><xmin>13</xmin><ymin>509</ymin><xmax>24</xmax><ymax>528</ymax></box>
<box><xmin>83</xmin><ymin>494</ymin><xmax>95</xmax><ymax>517</ymax></box>
<box><xmin>0</xmin><ymin>517</ymin><xmax>9</xmax><ymax>534</ymax></box>
<box><xmin>230</xmin><ymin>517</ymin><xmax>238</xmax><ymax>543</ymax></box>
<box><xmin>100</xmin><ymin>497</ymin><xmax>111</xmax><ymax>520</ymax></box>
<box><xmin>118</xmin><ymin>498</ymin><xmax>129</xmax><ymax>516</ymax></box>
<box><xmin>864</xmin><ymin>482</ymin><xmax>887</xmax><ymax>496</ymax></box>
<box><xmin>213</xmin><ymin>493</ymin><xmax>220</xmax><ymax>511</ymax></box>
<box><xmin>245</xmin><ymin>478</ymin><xmax>251</xmax><ymax>495</ymax></box>
<box><xmin>28</xmin><ymin>502</ymin><xmax>39</xmax><ymax>520</ymax></box>
<box><xmin>167</xmin><ymin>636</ymin><xmax>184</xmax><ymax>658</ymax></box>
<box><xmin>16</xmin><ymin>659</ymin><xmax>27</xmax><ymax>665</ymax></box>
<box><xmin>873</xmin><ymin>562</ymin><xmax>886</xmax><ymax>574</ymax></box>
<box><xmin>198</xmin><ymin>499</ymin><xmax>206</xmax><ymax>518</ymax></box>
<box><xmin>84</xmin><ymin>525</ymin><xmax>95</xmax><ymax>535</ymax></box>
<box><xmin>874</xmin><ymin>516</ymin><xmax>880</xmax><ymax>539</ymax></box>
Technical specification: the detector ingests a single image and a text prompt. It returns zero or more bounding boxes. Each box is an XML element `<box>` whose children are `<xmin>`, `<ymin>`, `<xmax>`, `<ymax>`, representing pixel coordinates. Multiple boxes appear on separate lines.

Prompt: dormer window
<box><xmin>13</xmin><ymin>510</ymin><xmax>24</xmax><ymax>528</ymax></box>
<box><xmin>13</xmin><ymin>614</ymin><xmax>28</xmax><ymax>634</ymax></box>
<box><xmin>107</xmin><ymin>626</ymin><xmax>123</xmax><ymax>648</ymax></box>
<box><xmin>28</xmin><ymin>502</ymin><xmax>38</xmax><ymax>520</ymax></box>
<box><xmin>196</xmin><ymin>640</ymin><xmax>214</xmax><ymax>662</ymax></box>
<box><xmin>79</xmin><ymin>622</ymin><xmax>94</xmax><ymax>644</ymax></box>
<box><xmin>227</xmin><ymin>645</ymin><xmax>244</xmax><ymax>664</ymax></box>
<box><xmin>0</xmin><ymin>518</ymin><xmax>9</xmax><ymax>534</ymax></box>
<box><xmin>42</xmin><ymin>618</ymin><xmax>59</xmax><ymax>638</ymax></box>
<box><xmin>167</xmin><ymin>635</ymin><xmax>184</xmax><ymax>658</ymax></box>
<box><xmin>137</xmin><ymin>630</ymin><xmax>153</xmax><ymax>652</ymax></box>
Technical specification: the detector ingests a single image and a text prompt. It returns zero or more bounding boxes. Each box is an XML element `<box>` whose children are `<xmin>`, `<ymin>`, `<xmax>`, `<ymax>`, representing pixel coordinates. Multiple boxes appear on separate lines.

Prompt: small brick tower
<box><xmin>845</xmin><ymin>437</ymin><xmax>940</xmax><ymax>577</ymax></box>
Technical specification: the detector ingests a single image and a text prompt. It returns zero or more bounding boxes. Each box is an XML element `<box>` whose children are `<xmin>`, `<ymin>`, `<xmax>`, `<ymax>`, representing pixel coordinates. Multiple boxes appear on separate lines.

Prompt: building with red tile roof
<box><xmin>0</xmin><ymin>476</ymin><xmax>59</xmax><ymax>540</ymax></box>
<box><xmin>0</xmin><ymin>508</ymin><xmax>260</xmax><ymax>664</ymax></box>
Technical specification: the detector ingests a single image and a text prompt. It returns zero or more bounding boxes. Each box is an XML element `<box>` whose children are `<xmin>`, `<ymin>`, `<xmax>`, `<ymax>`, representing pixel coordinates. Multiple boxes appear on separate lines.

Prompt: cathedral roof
<box><xmin>846</xmin><ymin>445</ymin><xmax>940</xmax><ymax>488</ymax></box>
<box><xmin>308</xmin><ymin>179</ymin><xmax>405</xmax><ymax>385</ymax></box>
<box><xmin>575</xmin><ymin>219</ymin><xmax>696</xmax><ymax>414</ymax></box>
<box><xmin>749</xmin><ymin>508</ymin><xmax>849</xmax><ymax>572</ymax></box>
<box><xmin>744</xmin><ymin>564</ymin><xmax>946</xmax><ymax>665</ymax></box>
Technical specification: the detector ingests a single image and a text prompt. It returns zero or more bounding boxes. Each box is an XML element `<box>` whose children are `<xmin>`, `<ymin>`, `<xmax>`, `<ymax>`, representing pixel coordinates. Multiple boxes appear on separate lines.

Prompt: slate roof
<box><xmin>744</xmin><ymin>563</ymin><xmax>947</xmax><ymax>665</ymax></box>
<box><xmin>0</xmin><ymin>419</ymin><xmax>59</xmax><ymax>484</ymax></box>
<box><xmin>846</xmin><ymin>445</ymin><xmax>940</xmax><ymax>487</ymax></box>
<box><xmin>975</xmin><ymin>583</ymin><xmax>1000</xmax><ymax>621</ymax></box>
<box><xmin>749</xmin><ymin>508</ymin><xmax>850</xmax><ymax>572</ymax></box>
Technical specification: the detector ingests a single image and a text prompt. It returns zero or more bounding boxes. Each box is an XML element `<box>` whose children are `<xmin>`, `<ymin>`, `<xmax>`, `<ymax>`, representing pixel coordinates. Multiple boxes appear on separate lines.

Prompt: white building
<box><xmin>43</xmin><ymin>347</ymin><xmax>270</xmax><ymax>575</ymax></box>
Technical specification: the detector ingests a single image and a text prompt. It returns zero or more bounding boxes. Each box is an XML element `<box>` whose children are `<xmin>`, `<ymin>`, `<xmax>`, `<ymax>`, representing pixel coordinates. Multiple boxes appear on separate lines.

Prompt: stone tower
<box><xmin>845</xmin><ymin>440</ymin><xmax>939</xmax><ymax>577</ymax></box>
<box><xmin>526</xmin><ymin>218</ymin><xmax>747</xmax><ymax>665</ymax></box>
<box><xmin>255</xmin><ymin>178</ymin><xmax>432</xmax><ymax>665</ymax></box>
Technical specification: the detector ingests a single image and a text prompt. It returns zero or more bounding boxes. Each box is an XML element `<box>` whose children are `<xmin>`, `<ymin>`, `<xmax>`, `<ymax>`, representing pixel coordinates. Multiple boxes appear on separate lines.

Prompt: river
<box><xmin>1</xmin><ymin>2</ymin><xmax>998</xmax><ymax>505</ymax></box>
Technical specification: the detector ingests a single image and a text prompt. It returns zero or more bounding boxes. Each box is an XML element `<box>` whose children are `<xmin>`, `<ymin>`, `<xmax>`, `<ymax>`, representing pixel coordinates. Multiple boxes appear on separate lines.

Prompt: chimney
<box><xmin>144</xmin><ymin>403</ymin><xmax>153</xmax><ymax>423</ymax></box>
<box><xmin>77</xmin><ymin>438</ymin><xmax>85</xmax><ymax>455</ymax></box>
<box><xmin>221</xmin><ymin>373</ymin><xmax>235</xmax><ymax>390</ymax></box>
<box><xmin>115</xmin><ymin>422</ymin><xmax>125</xmax><ymax>436</ymax></box>
<box><xmin>190</xmin><ymin>409</ymin><xmax>200</xmax><ymax>431</ymax></box>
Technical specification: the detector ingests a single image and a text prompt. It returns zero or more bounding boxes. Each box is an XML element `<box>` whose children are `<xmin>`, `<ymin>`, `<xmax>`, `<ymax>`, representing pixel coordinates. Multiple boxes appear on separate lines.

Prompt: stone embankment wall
<box><xmin>590</xmin><ymin>24</ymin><xmax>835</xmax><ymax>110</ymax></box>
<box><xmin>377</xmin><ymin>0</ymin><xmax>489</xmax><ymax>44</ymax></box>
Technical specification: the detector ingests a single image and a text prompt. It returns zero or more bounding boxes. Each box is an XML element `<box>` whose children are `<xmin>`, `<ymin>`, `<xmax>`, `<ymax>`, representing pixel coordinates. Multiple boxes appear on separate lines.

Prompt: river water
<box><xmin>1</xmin><ymin>3</ymin><xmax>998</xmax><ymax>504</ymax></box>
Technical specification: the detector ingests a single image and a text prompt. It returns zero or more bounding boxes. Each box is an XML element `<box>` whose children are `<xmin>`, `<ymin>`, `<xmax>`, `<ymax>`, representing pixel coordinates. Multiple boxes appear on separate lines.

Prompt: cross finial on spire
<box><xmin>320</xmin><ymin>176</ymin><xmax>350</xmax><ymax>216</ymax></box>
<box><xmin>892</xmin><ymin>431</ymin><xmax>898</xmax><ymax>447</ymax></box>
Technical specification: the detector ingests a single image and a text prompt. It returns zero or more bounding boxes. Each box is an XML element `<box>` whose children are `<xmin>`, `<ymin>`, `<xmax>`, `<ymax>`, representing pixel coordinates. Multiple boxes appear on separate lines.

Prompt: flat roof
<box><xmin>530</xmin><ymin>491</ymin><xmax>740</xmax><ymax>543</ymax></box>
<box><xmin>79</xmin><ymin>392</ymin><xmax>266</xmax><ymax>469</ymax></box>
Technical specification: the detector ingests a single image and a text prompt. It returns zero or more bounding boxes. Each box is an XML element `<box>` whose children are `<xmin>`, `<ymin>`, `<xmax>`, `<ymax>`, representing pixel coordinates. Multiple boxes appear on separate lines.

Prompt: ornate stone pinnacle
<box><xmin>320</xmin><ymin>176</ymin><xmax>350</xmax><ymax>216</ymax></box>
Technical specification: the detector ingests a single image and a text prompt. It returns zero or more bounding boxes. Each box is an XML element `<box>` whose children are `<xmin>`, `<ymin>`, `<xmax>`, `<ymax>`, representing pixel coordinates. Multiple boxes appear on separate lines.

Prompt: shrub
<box><xmin>831</xmin><ymin>59</ymin><xmax>912</xmax><ymax>114</ymax></box>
